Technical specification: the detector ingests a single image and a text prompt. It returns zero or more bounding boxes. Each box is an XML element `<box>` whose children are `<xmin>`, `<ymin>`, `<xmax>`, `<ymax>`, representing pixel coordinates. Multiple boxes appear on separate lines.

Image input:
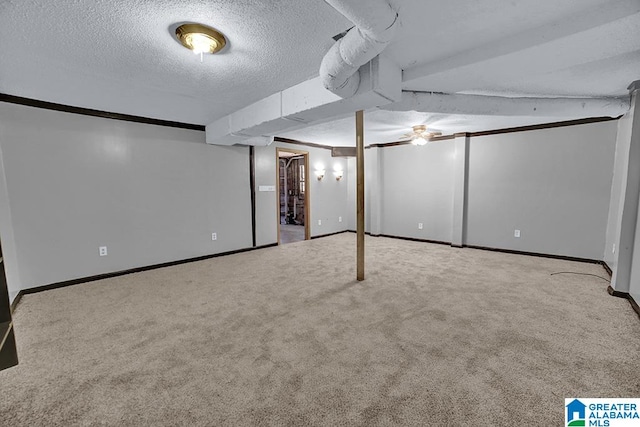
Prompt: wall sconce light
<box><xmin>315</xmin><ymin>169</ymin><xmax>325</xmax><ymax>180</ymax></box>
<box><xmin>334</xmin><ymin>170</ymin><xmax>344</xmax><ymax>181</ymax></box>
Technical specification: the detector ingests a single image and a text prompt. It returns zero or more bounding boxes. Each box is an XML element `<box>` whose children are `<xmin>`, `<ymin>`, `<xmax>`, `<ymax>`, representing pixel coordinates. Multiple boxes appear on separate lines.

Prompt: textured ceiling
<box><xmin>278</xmin><ymin>110</ymin><xmax>576</xmax><ymax>147</ymax></box>
<box><xmin>0</xmin><ymin>0</ymin><xmax>638</xmax><ymax>143</ymax></box>
<box><xmin>0</xmin><ymin>0</ymin><xmax>350</xmax><ymax>125</ymax></box>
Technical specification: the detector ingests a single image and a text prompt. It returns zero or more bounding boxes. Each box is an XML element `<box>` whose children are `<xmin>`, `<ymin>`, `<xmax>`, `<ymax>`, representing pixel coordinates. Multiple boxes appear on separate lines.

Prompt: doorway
<box><xmin>277</xmin><ymin>148</ymin><xmax>310</xmax><ymax>244</ymax></box>
<box><xmin>0</xmin><ymin>240</ymin><xmax>18</xmax><ymax>370</ymax></box>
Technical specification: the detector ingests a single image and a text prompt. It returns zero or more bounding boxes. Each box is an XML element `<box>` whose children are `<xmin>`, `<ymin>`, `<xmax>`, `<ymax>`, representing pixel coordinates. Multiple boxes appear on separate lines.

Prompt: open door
<box><xmin>276</xmin><ymin>148</ymin><xmax>310</xmax><ymax>244</ymax></box>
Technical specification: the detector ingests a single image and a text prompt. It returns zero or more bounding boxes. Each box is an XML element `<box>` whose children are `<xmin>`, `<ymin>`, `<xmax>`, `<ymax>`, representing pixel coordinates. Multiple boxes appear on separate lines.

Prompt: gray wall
<box><xmin>608</xmin><ymin>90</ymin><xmax>640</xmax><ymax>297</ymax></box>
<box><xmin>346</xmin><ymin>157</ymin><xmax>356</xmax><ymax>231</ymax></box>
<box><xmin>629</xmin><ymin>200</ymin><xmax>640</xmax><ymax>301</ymax></box>
<box><xmin>0</xmin><ymin>102</ymin><xmax>252</xmax><ymax>295</ymax></box>
<box><xmin>0</xmin><ymin>101</ymin><xmax>622</xmax><ymax>303</ymax></box>
<box><xmin>254</xmin><ymin>141</ymin><xmax>348</xmax><ymax>246</ymax></box>
<box><xmin>350</xmin><ymin>121</ymin><xmax>617</xmax><ymax>261</ymax></box>
<box><xmin>380</xmin><ymin>141</ymin><xmax>455</xmax><ymax>242</ymax></box>
<box><xmin>466</xmin><ymin>121</ymin><xmax>618</xmax><ymax>259</ymax></box>
<box><xmin>604</xmin><ymin>113</ymin><xmax>634</xmax><ymax>271</ymax></box>
<box><xmin>0</xmin><ymin>143</ymin><xmax>22</xmax><ymax>303</ymax></box>
<box><xmin>364</xmin><ymin>148</ymin><xmax>381</xmax><ymax>234</ymax></box>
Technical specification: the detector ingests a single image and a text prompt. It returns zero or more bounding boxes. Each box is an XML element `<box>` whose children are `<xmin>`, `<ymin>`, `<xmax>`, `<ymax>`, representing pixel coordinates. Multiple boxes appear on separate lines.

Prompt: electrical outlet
<box><xmin>613</xmin><ymin>243</ymin><xmax>616</xmax><ymax>254</ymax></box>
<box><xmin>514</xmin><ymin>229</ymin><xmax>521</xmax><ymax>238</ymax></box>
<box><xmin>212</xmin><ymin>232</ymin><xmax>217</xmax><ymax>241</ymax></box>
<box><xmin>99</xmin><ymin>246</ymin><xmax>108</xmax><ymax>256</ymax></box>
<box><xmin>338</xmin><ymin>216</ymin><xmax>342</xmax><ymax>223</ymax></box>
<box><xmin>318</xmin><ymin>220</ymin><xmax>322</xmax><ymax>226</ymax></box>
<box><xmin>418</xmin><ymin>223</ymin><xmax>423</xmax><ymax>230</ymax></box>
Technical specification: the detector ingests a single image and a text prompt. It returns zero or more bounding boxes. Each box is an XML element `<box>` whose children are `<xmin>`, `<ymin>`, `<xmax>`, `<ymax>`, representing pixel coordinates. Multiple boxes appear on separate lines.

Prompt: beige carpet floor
<box><xmin>0</xmin><ymin>233</ymin><xmax>638</xmax><ymax>426</ymax></box>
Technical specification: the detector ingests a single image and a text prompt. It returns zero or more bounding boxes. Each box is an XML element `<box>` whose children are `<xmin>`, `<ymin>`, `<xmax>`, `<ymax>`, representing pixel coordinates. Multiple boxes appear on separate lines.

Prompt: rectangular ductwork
<box><xmin>205</xmin><ymin>55</ymin><xmax>401</xmax><ymax>146</ymax></box>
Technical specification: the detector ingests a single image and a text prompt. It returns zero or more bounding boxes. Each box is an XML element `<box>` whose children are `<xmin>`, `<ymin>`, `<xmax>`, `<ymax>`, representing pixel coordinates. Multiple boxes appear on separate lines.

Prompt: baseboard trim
<box><xmin>630</xmin><ymin>296</ymin><xmax>640</xmax><ymax>320</ymax></box>
<box><xmin>13</xmin><ymin>243</ymin><xmax>278</xmax><ymax>307</ymax></box>
<box><xmin>10</xmin><ymin>291</ymin><xmax>23</xmax><ymax>314</ymax></box>
<box><xmin>607</xmin><ymin>286</ymin><xmax>640</xmax><ymax>320</ymax></box>
<box><xmin>378</xmin><ymin>234</ymin><xmax>451</xmax><ymax>246</ymax></box>
<box><xmin>310</xmin><ymin>230</ymin><xmax>349</xmax><ymax>240</ymax></box>
<box><xmin>351</xmin><ymin>232</ymin><xmax>601</xmax><ymax>263</ymax></box>
<box><xmin>608</xmin><ymin>285</ymin><xmax>628</xmax><ymax>298</ymax></box>
<box><xmin>463</xmin><ymin>244</ymin><xmax>602</xmax><ymax>265</ymax></box>
<box><xmin>601</xmin><ymin>261</ymin><xmax>613</xmax><ymax>278</ymax></box>
<box><xmin>346</xmin><ymin>230</ymin><xmax>451</xmax><ymax>246</ymax></box>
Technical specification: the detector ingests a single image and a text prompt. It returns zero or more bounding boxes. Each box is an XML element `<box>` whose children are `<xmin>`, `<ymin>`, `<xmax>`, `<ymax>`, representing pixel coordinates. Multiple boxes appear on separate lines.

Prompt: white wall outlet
<box><xmin>514</xmin><ymin>229</ymin><xmax>521</xmax><ymax>238</ymax></box>
<box><xmin>338</xmin><ymin>216</ymin><xmax>342</xmax><ymax>223</ymax></box>
<box><xmin>418</xmin><ymin>223</ymin><xmax>423</xmax><ymax>230</ymax></box>
<box><xmin>211</xmin><ymin>232</ymin><xmax>217</xmax><ymax>241</ymax></box>
<box><xmin>99</xmin><ymin>246</ymin><xmax>108</xmax><ymax>256</ymax></box>
<box><xmin>318</xmin><ymin>219</ymin><xmax>322</xmax><ymax>226</ymax></box>
<box><xmin>612</xmin><ymin>243</ymin><xmax>616</xmax><ymax>254</ymax></box>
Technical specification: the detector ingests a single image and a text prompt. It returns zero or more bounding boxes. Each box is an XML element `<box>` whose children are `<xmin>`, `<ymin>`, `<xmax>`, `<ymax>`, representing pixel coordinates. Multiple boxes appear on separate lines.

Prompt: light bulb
<box><xmin>188</xmin><ymin>33</ymin><xmax>216</xmax><ymax>55</ymax></box>
<box><xmin>412</xmin><ymin>136</ymin><xmax>428</xmax><ymax>146</ymax></box>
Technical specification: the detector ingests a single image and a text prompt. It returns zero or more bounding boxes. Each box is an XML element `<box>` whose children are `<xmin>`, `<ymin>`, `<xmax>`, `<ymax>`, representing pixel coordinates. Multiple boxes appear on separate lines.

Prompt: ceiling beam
<box><xmin>402</xmin><ymin>0</ymin><xmax>640</xmax><ymax>92</ymax></box>
<box><xmin>384</xmin><ymin>91</ymin><xmax>630</xmax><ymax>118</ymax></box>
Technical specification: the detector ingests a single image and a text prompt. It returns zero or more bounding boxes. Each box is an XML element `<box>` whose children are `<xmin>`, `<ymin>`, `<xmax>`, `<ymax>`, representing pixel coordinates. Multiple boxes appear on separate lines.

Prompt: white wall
<box><xmin>607</xmin><ymin>87</ymin><xmax>640</xmax><ymax>296</ymax></box>
<box><xmin>254</xmin><ymin>141</ymin><xmax>348</xmax><ymax>246</ymax></box>
<box><xmin>0</xmin><ymin>101</ymin><xmax>622</xmax><ymax>302</ymax></box>
<box><xmin>346</xmin><ymin>157</ymin><xmax>356</xmax><ymax>231</ymax></box>
<box><xmin>628</xmin><ymin>201</ymin><xmax>640</xmax><ymax>302</ymax></box>
<box><xmin>604</xmin><ymin>113</ymin><xmax>634</xmax><ymax>271</ymax></box>
<box><xmin>0</xmin><ymin>102</ymin><xmax>252</xmax><ymax>294</ymax></box>
<box><xmin>380</xmin><ymin>141</ymin><xmax>456</xmax><ymax>242</ymax></box>
<box><xmin>364</xmin><ymin>148</ymin><xmax>382</xmax><ymax>234</ymax></box>
<box><xmin>352</xmin><ymin>120</ymin><xmax>617</xmax><ymax>261</ymax></box>
<box><xmin>0</xmin><ymin>144</ymin><xmax>22</xmax><ymax>303</ymax></box>
<box><xmin>466</xmin><ymin>121</ymin><xmax>618</xmax><ymax>259</ymax></box>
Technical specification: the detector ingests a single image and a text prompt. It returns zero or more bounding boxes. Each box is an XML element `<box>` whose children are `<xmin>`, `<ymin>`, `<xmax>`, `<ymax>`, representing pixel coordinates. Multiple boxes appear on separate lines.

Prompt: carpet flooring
<box><xmin>0</xmin><ymin>233</ymin><xmax>638</xmax><ymax>426</ymax></box>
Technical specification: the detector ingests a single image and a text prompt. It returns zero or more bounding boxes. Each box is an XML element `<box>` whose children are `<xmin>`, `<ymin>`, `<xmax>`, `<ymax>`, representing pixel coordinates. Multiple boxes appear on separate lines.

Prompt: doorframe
<box><xmin>276</xmin><ymin>148</ymin><xmax>310</xmax><ymax>244</ymax></box>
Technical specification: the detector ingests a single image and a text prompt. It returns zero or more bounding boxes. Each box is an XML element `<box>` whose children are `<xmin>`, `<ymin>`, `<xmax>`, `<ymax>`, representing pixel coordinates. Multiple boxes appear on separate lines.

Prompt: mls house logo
<box><xmin>566</xmin><ymin>398</ymin><xmax>640</xmax><ymax>427</ymax></box>
<box><xmin>566</xmin><ymin>399</ymin><xmax>587</xmax><ymax>426</ymax></box>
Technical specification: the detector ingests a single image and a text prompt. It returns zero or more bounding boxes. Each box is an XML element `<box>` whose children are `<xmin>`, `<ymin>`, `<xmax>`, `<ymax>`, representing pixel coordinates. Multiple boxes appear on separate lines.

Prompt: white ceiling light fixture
<box><xmin>175</xmin><ymin>23</ymin><xmax>227</xmax><ymax>62</ymax></box>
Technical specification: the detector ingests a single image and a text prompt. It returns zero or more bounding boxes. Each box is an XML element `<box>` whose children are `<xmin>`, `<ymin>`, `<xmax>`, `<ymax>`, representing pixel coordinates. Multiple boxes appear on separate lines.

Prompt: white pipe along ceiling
<box><xmin>320</xmin><ymin>0</ymin><xmax>399</xmax><ymax>98</ymax></box>
<box><xmin>205</xmin><ymin>0</ymin><xmax>401</xmax><ymax>146</ymax></box>
<box><xmin>205</xmin><ymin>0</ymin><xmax>632</xmax><ymax>147</ymax></box>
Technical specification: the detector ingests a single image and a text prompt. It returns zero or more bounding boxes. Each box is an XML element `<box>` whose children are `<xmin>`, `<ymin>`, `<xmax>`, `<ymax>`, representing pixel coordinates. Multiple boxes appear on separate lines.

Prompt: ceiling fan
<box><xmin>402</xmin><ymin>125</ymin><xmax>442</xmax><ymax>146</ymax></box>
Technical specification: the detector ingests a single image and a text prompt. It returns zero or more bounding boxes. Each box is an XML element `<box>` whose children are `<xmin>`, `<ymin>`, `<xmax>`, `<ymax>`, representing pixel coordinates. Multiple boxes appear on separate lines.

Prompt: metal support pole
<box><xmin>356</xmin><ymin>110</ymin><xmax>365</xmax><ymax>281</ymax></box>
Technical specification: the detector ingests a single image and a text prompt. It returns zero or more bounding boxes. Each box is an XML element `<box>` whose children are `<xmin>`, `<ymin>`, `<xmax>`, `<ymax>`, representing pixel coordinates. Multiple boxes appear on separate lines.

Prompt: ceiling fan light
<box><xmin>412</xmin><ymin>136</ymin><xmax>428</xmax><ymax>146</ymax></box>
